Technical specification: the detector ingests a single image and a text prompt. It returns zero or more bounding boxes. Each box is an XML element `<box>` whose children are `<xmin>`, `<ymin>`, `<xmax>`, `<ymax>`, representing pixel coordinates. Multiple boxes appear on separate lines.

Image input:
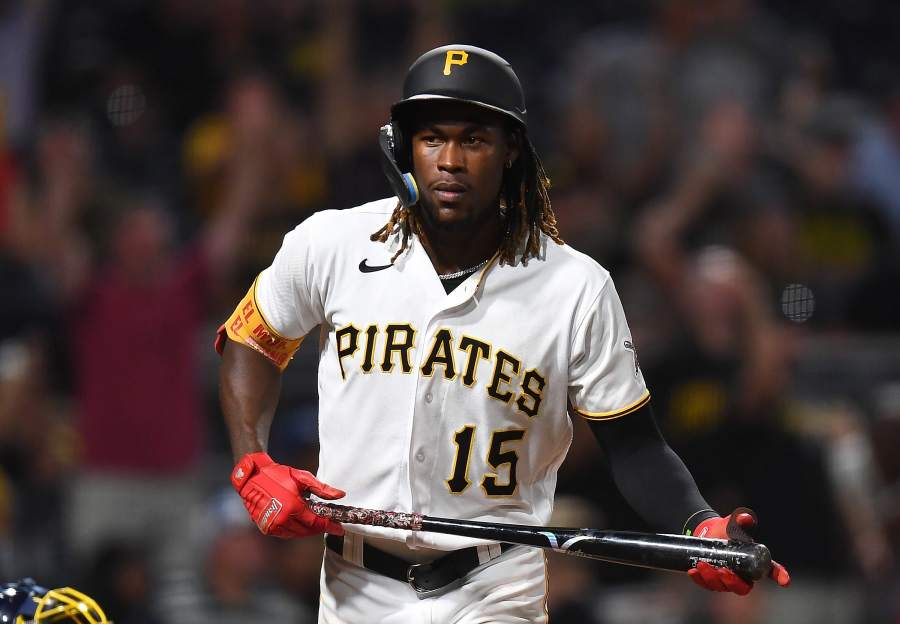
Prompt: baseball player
<box><xmin>217</xmin><ymin>45</ymin><xmax>790</xmax><ymax>623</ymax></box>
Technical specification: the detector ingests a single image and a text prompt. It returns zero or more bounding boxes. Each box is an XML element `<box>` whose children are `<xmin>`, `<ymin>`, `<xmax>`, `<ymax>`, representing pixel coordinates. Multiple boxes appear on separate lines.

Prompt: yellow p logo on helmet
<box><xmin>442</xmin><ymin>50</ymin><xmax>468</xmax><ymax>75</ymax></box>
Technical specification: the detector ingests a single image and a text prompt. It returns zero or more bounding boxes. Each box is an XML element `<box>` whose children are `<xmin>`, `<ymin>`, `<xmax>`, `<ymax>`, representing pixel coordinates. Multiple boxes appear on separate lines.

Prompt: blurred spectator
<box><xmin>0</xmin><ymin>117</ymin><xmax>75</xmax><ymax>584</ymax></box>
<box><xmin>158</xmin><ymin>489</ymin><xmax>312</xmax><ymax>624</ymax></box>
<box><xmin>8</xmin><ymin>109</ymin><xmax>259</xmax><ymax>579</ymax></box>
<box><xmin>62</xmin><ymin>192</ymin><xmax>254</xmax><ymax>572</ymax></box>
<box><xmin>82</xmin><ymin>540</ymin><xmax>160</xmax><ymax>624</ymax></box>
<box><xmin>633</xmin><ymin>116</ymin><xmax>856</xmax><ymax>576</ymax></box>
<box><xmin>785</xmin><ymin>96</ymin><xmax>896</xmax><ymax>329</ymax></box>
<box><xmin>184</xmin><ymin>71</ymin><xmax>327</xmax><ymax>285</ymax></box>
<box><xmin>95</xmin><ymin>63</ymin><xmax>182</xmax><ymax>204</ymax></box>
<box><xmin>664</xmin><ymin>0</ymin><xmax>785</xmax><ymax>133</ymax></box>
<box><xmin>0</xmin><ymin>335</ymin><xmax>73</xmax><ymax>582</ymax></box>
<box><xmin>12</xmin><ymin>117</ymin><xmax>96</xmax><ymax>300</ymax></box>
<box><xmin>268</xmin><ymin>530</ymin><xmax>329</xmax><ymax>617</ymax></box>
<box><xmin>550</xmin><ymin>24</ymin><xmax>671</xmax><ymax>265</ymax></box>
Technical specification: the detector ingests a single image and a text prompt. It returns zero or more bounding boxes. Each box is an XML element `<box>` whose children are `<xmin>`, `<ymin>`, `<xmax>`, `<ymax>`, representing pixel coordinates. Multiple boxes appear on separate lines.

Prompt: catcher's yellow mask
<box><xmin>1</xmin><ymin>580</ymin><xmax>108</xmax><ymax>624</ymax></box>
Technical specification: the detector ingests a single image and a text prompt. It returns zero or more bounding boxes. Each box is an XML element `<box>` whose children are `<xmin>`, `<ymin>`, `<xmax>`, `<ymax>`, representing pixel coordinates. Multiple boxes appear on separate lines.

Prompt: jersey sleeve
<box><xmin>215</xmin><ymin>218</ymin><xmax>325</xmax><ymax>370</ymax></box>
<box><xmin>568</xmin><ymin>278</ymin><xmax>649</xmax><ymax>420</ymax></box>
<box><xmin>254</xmin><ymin>219</ymin><xmax>324</xmax><ymax>339</ymax></box>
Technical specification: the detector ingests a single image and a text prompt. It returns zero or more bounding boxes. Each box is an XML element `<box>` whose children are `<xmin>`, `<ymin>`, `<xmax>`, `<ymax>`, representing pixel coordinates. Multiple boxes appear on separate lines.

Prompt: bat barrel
<box><xmin>569</xmin><ymin>531</ymin><xmax>773</xmax><ymax>581</ymax></box>
<box><xmin>422</xmin><ymin>517</ymin><xmax>772</xmax><ymax>581</ymax></box>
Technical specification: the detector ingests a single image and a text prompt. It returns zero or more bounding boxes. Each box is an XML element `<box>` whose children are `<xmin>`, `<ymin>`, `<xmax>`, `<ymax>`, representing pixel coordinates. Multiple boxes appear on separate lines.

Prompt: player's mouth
<box><xmin>432</xmin><ymin>180</ymin><xmax>468</xmax><ymax>203</ymax></box>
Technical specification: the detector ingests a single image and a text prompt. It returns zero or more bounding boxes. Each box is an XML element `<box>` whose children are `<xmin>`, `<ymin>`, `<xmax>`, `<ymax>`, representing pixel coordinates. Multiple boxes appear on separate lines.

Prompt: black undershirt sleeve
<box><xmin>586</xmin><ymin>402</ymin><xmax>719</xmax><ymax>534</ymax></box>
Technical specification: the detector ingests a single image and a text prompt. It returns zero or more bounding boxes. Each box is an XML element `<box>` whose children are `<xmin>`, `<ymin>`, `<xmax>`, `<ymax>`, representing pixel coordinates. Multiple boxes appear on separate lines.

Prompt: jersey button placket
<box><xmin>407</xmin><ymin>314</ymin><xmax>451</xmax><ymax>545</ymax></box>
<box><xmin>411</xmin><ymin>380</ymin><xmax>439</xmax><ymax>514</ymax></box>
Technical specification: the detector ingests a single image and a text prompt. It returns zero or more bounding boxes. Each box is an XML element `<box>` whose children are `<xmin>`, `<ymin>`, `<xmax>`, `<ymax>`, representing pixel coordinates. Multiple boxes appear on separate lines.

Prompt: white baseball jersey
<box><xmin>223</xmin><ymin>197</ymin><xmax>648</xmax><ymax>551</ymax></box>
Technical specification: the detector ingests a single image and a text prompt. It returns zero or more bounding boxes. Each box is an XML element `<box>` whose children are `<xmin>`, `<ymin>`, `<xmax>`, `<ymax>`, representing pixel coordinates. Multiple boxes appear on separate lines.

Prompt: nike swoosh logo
<box><xmin>359</xmin><ymin>259</ymin><xmax>393</xmax><ymax>273</ymax></box>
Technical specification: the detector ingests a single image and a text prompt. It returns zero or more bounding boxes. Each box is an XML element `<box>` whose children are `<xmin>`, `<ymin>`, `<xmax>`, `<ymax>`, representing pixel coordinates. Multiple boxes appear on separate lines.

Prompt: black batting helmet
<box><xmin>379</xmin><ymin>45</ymin><xmax>527</xmax><ymax>208</ymax></box>
<box><xmin>392</xmin><ymin>44</ymin><xmax>527</xmax><ymax>128</ymax></box>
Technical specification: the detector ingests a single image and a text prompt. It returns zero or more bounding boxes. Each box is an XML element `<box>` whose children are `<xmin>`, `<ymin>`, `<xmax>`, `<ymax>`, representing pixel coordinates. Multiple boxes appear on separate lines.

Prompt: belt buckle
<box><xmin>406</xmin><ymin>562</ymin><xmax>461</xmax><ymax>600</ymax></box>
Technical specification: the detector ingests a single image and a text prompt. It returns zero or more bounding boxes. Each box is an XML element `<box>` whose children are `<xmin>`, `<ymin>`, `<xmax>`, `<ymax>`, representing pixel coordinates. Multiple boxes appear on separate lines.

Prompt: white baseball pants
<box><xmin>318</xmin><ymin>541</ymin><xmax>548</xmax><ymax>623</ymax></box>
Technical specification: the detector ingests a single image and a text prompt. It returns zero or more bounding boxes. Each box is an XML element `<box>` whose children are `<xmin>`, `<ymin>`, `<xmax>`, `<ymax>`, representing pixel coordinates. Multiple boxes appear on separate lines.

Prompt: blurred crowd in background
<box><xmin>1</xmin><ymin>0</ymin><xmax>899</xmax><ymax>622</ymax></box>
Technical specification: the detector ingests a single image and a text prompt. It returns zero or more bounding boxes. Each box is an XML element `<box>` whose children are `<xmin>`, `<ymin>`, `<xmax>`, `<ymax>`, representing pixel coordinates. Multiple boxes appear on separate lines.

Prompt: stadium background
<box><xmin>1</xmin><ymin>0</ymin><xmax>899</xmax><ymax>622</ymax></box>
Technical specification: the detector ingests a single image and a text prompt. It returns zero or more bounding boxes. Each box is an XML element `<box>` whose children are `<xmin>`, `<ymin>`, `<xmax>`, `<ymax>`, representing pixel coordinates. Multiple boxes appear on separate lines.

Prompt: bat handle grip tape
<box><xmin>310</xmin><ymin>501</ymin><xmax>424</xmax><ymax>531</ymax></box>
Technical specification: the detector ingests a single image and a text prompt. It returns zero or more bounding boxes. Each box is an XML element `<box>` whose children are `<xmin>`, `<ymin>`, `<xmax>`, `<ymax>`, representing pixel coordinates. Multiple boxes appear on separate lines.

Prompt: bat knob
<box><xmin>735</xmin><ymin>542</ymin><xmax>772</xmax><ymax>581</ymax></box>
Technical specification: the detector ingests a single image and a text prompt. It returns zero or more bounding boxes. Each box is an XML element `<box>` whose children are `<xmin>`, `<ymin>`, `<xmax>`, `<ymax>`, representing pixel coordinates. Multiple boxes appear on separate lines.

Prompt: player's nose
<box><xmin>437</xmin><ymin>141</ymin><xmax>466</xmax><ymax>172</ymax></box>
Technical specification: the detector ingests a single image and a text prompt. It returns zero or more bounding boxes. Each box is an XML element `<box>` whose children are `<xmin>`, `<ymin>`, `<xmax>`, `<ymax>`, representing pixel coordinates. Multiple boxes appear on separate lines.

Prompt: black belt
<box><xmin>325</xmin><ymin>534</ymin><xmax>515</xmax><ymax>598</ymax></box>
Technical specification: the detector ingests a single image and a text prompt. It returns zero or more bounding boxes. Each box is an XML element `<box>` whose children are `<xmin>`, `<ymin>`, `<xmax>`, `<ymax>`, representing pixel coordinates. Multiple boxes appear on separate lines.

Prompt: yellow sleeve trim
<box><xmin>222</xmin><ymin>277</ymin><xmax>304</xmax><ymax>370</ymax></box>
<box><xmin>573</xmin><ymin>390</ymin><xmax>650</xmax><ymax>421</ymax></box>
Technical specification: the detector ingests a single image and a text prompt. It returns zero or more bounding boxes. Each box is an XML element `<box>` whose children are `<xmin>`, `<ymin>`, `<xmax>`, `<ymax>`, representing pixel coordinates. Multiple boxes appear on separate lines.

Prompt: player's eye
<box><xmin>420</xmin><ymin>135</ymin><xmax>442</xmax><ymax>145</ymax></box>
<box><xmin>464</xmin><ymin>135</ymin><xmax>485</xmax><ymax>146</ymax></box>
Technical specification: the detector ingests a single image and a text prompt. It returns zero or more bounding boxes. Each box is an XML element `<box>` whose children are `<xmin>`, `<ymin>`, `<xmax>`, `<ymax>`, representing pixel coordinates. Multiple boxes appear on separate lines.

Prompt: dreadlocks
<box><xmin>369</xmin><ymin>200</ymin><xmax>424</xmax><ymax>265</ymax></box>
<box><xmin>496</xmin><ymin>133</ymin><xmax>563</xmax><ymax>264</ymax></box>
<box><xmin>370</xmin><ymin>129</ymin><xmax>563</xmax><ymax>265</ymax></box>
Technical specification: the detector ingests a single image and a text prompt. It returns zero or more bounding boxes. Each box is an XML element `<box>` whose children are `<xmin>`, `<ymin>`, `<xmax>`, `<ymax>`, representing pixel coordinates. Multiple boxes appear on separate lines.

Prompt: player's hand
<box><xmin>231</xmin><ymin>452</ymin><xmax>345</xmax><ymax>538</ymax></box>
<box><xmin>687</xmin><ymin>509</ymin><xmax>791</xmax><ymax>595</ymax></box>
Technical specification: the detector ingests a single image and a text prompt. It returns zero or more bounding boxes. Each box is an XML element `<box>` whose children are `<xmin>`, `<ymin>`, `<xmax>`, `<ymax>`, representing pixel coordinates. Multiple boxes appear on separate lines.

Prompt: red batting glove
<box><xmin>231</xmin><ymin>452</ymin><xmax>345</xmax><ymax>538</ymax></box>
<box><xmin>687</xmin><ymin>510</ymin><xmax>791</xmax><ymax>595</ymax></box>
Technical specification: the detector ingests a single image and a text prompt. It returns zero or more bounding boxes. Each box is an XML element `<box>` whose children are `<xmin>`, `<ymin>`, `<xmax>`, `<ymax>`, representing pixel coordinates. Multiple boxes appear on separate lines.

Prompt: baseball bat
<box><xmin>309</xmin><ymin>501</ymin><xmax>772</xmax><ymax>580</ymax></box>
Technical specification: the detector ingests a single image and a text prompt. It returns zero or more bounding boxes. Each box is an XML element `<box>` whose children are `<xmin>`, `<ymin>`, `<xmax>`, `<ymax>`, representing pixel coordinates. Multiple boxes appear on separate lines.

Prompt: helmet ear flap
<box><xmin>390</xmin><ymin>120</ymin><xmax>408</xmax><ymax>171</ymax></box>
<box><xmin>378</xmin><ymin>121</ymin><xmax>419</xmax><ymax>209</ymax></box>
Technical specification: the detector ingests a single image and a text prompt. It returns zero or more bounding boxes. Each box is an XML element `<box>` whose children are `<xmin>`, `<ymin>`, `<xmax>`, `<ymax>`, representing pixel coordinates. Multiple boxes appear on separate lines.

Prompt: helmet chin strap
<box><xmin>379</xmin><ymin>124</ymin><xmax>419</xmax><ymax>208</ymax></box>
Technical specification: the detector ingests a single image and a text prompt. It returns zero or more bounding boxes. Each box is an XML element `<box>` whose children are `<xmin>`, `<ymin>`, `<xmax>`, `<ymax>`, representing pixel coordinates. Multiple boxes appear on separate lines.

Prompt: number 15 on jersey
<box><xmin>446</xmin><ymin>425</ymin><xmax>526</xmax><ymax>497</ymax></box>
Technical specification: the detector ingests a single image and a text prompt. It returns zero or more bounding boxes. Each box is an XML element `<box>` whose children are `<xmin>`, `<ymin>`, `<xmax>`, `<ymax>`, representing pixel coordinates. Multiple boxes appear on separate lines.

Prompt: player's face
<box><xmin>409</xmin><ymin>102</ymin><xmax>518</xmax><ymax>233</ymax></box>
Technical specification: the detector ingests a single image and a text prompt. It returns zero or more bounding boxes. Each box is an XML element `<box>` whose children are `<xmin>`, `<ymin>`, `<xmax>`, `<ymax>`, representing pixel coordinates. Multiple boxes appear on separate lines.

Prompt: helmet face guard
<box><xmin>32</xmin><ymin>587</ymin><xmax>109</xmax><ymax>624</ymax></box>
<box><xmin>379</xmin><ymin>45</ymin><xmax>527</xmax><ymax>209</ymax></box>
<box><xmin>0</xmin><ymin>580</ymin><xmax>108</xmax><ymax>624</ymax></box>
